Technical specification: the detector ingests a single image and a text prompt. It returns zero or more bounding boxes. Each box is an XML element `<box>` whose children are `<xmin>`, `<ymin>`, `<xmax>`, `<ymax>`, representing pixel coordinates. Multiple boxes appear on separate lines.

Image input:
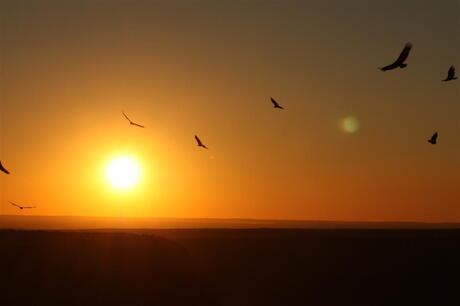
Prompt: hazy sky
<box><xmin>1</xmin><ymin>0</ymin><xmax>459</xmax><ymax>222</ymax></box>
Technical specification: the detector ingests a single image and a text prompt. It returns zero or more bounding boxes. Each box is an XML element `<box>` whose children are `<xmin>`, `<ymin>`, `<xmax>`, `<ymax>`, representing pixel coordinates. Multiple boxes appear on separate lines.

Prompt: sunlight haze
<box><xmin>0</xmin><ymin>0</ymin><xmax>459</xmax><ymax>222</ymax></box>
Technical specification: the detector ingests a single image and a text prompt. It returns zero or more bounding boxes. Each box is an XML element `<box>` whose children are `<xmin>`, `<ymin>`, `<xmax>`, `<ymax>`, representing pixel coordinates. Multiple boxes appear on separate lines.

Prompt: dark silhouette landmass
<box><xmin>0</xmin><ymin>229</ymin><xmax>459</xmax><ymax>306</ymax></box>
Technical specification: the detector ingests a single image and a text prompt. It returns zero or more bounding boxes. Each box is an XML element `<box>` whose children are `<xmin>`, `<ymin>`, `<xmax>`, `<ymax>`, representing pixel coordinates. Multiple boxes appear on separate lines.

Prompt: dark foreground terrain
<box><xmin>1</xmin><ymin>229</ymin><xmax>459</xmax><ymax>306</ymax></box>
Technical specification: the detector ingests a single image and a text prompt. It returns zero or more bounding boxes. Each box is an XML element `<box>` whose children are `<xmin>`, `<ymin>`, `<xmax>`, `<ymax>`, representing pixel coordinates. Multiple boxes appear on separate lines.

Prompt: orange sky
<box><xmin>1</xmin><ymin>0</ymin><xmax>459</xmax><ymax>222</ymax></box>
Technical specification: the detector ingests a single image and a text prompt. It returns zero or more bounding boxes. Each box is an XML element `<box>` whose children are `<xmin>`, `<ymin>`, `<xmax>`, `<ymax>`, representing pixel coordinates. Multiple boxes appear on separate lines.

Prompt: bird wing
<box><xmin>195</xmin><ymin>135</ymin><xmax>203</xmax><ymax>146</ymax></box>
<box><xmin>380</xmin><ymin>62</ymin><xmax>399</xmax><ymax>71</ymax></box>
<box><xmin>0</xmin><ymin>161</ymin><xmax>10</xmax><ymax>174</ymax></box>
<box><xmin>122</xmin><ymin>112</ymin><xmax>132</xmax><ymax>122</ymax></box>
<box><xmin>132</xmin><ymin>122</ymin><xmax>145</xmax><ymax>128</ymax></box>
<box><xmin>270</xmin><ymin>97</ymin><xmax>279</xmax><ymax>107</ymax></box>
<box><xmin>395</xmin><ymin>42</ymin><xmax>412</xmax><ymax>65</ymax></box>
<box><xmin>432</xmin><ymin>132</ymin><xmax>438</xmax><ymax>141</ymax></box>
<box><xmin>23</xmin><ymin>206</ymin><xmax>36</xmax><ymax>209</ymax></box>
<box><xmin>448</xmin><ymin>66</ymin><xmax>455</xmax><ymax>79</ymax></box>
<box><xmin>8</xmin><ymin>201</ymin><xmax>21</xmax><ymax>209</ymax></box>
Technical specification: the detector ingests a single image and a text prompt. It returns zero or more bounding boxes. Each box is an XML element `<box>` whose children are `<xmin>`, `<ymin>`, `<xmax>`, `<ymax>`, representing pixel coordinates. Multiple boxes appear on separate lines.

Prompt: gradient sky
<box><xmin>1</xmin><ymin>0</ymin><xmax>459</xmax><ymax>222</ymax></box>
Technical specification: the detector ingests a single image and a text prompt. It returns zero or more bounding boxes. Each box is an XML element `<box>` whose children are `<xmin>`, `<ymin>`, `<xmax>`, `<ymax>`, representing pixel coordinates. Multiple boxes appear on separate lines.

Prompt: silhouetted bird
<box><xmin>380</xmin><ymin>42</ymin><xmax>413</xmax><ymax>71</ymax></box>
<box><xmin>194</xmin><ymin>135</ymin><xmax>208</xmax><ymax>149</ymax></box>
<box><xmin>443</xmin><ymin>66</ymin><xmax>457</xmax><ymax>82</ymax></box>
<box><xmin>9</xmin><ymin>201</ymin><xmax>36</xmax><ymax>210</ymax></box>
<box><xmin>270</xmin><ymin>97</ymin><xmax>284</xmax><ymax>109</ymax></box>
<box><xmin>427</xmin><ymin>132</ymin><xmax>438</xmax><ymax>145</ymax></box>
<box><xmin>0</xmin><ymin>161</ymin><xmax>10</xmax><ymax>174</ymax></box>
<box><xmin>123</xmin><ymin>112</ymin><xmax>145</xmax><ymax>128</ymax></box>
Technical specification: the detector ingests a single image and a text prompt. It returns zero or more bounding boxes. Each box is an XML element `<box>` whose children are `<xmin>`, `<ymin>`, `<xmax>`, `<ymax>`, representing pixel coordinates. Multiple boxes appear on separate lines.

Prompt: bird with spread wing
<box><xmin>122</xmin><ymin>112</ymin><xmax>145</xmax><ymax>128</ymax></box>
<box><xmin>194</xmin><ymin>135</ymin><xmax>208</xmax><ymax>149</ymax></box>
<box><xmin>270</xmin><ymin>97</ymin><xmax>285</xmax><ymax>110</ymax></box>
<box><xmin>380</xmin><ymin>42</ymin><xmax>413</xmax><ymax>71</ymax></box>
<box><xmin>9</xmin><ymin>201</ymin><xmax>36</xmax><ymax>210</ymax></box>
<box><xmin>427</xmin><ymin>132</ymin><xmax>438</xmax><ymax>145</ymax></box>
<box><xmin>443</xmin><ymin>66</ymin><xmax>457</xmax><ymax>82</ymax></box>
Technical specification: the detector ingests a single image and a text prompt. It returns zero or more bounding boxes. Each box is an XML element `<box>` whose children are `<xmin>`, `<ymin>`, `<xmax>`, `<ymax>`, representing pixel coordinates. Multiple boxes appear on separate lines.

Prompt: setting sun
<box><xmin>105</xmin><ymin>156</ymin><xmax>141</xmax><ymax>190</ymax></box>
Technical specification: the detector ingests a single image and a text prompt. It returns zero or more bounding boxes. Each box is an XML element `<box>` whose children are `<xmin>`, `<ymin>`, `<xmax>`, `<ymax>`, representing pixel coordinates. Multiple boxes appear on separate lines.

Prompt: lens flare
<box><xmin>342</xmin><ymin>116</ymin><xmax>360</xmax><ymax>133</ymax></box>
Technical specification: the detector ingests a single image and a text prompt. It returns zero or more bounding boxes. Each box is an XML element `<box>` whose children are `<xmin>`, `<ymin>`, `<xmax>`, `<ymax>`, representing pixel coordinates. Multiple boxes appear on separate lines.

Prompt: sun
<box><xmin>105</xmin><ymin>156</ymin><xmax>141</xmax><ymax>190</ymax></box>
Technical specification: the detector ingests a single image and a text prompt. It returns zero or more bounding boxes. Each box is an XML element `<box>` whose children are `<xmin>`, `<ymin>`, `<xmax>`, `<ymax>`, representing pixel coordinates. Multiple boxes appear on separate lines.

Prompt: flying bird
<box><xmin>0</xmin><ymin>161</ymin><xmax>10</xmax><ymax>174</ymax></box>
<box><xmin>122</xmin><ymin>112</ymin><xmax>145</xmax><ymax>128</ymax></box>
<box><xmin>443</xmin><ymin>66</ymin><xmax>457</xmax><ymax>82</ymax></box>
<box><xmin>9</xmin><ymin>201</ymin><xmax>36</xmax><ymax>210</ymax></box>
<box><xmin>270</xmin><ymin>97</ymin><xmax>284</xmax><ymax>109</ymax></box>
<box><xmin>427</xmin><ymin>132</ymin><xmax>438</xmax><ymax>145</ymax></box>
<box><xmin>380</xmin><ymin>42</ymin><xmax>413</xmax><ymax>71</ymax></box>
<box><xmin>194</xmin><ymin>135</ymin><xmax>208</xmax><ymax>149</ymax></box>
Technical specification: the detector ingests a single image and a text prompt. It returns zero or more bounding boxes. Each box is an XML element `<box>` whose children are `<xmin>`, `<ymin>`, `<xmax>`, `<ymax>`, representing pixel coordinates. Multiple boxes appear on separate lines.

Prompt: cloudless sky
<box><xmin>1</xmin><ymin>0</ymin><xmax>459</xmax><ymax>222</ymax></box>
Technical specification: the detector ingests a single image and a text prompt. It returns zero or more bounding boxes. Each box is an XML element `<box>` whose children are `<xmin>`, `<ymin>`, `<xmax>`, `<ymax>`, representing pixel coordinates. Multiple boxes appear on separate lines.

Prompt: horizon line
<box><xmin>1</xmin><ymin>214</ymin><xmax>459</xmax><ymax>225</ymax></box>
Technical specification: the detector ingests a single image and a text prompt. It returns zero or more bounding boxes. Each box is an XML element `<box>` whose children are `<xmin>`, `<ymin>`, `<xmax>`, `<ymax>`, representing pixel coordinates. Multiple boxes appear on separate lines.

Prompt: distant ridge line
<box><xmin>0</xmin><ymin>215</ymin><xmax>459</xmax><ymax>230</ymax></box>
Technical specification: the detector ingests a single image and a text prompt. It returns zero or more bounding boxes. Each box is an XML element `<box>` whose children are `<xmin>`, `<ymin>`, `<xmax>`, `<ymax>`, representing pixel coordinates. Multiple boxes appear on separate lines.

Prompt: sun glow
<box><xmin>105</xmin><ymin>156</ymin><xmax>141</xmax><ymax>190</ymax></box>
